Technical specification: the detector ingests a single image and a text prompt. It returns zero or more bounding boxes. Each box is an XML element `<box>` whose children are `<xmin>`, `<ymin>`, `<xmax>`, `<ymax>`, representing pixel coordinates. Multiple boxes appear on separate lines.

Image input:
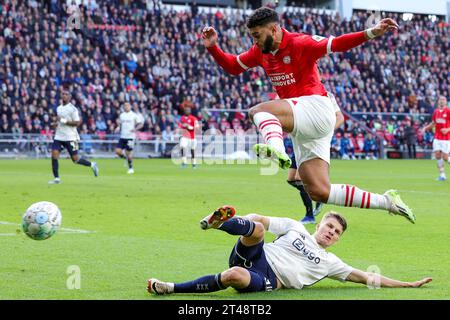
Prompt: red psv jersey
<box><xmin>432</xmin><ymin>108</ymin><xmax>450</xmax><ymax>140</ymax></box>
<box><xmin>236</xmin><ymin>29</ymin><xmax>329</xmax><ymax>98</ymax></box>
<box><xmin>179</xmin><ymin>115</ymin><xmax>198</xmax><ymax>139</ymax></box>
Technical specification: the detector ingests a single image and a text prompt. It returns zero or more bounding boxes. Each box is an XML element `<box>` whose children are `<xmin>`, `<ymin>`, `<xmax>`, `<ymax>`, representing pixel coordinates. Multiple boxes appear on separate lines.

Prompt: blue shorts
<box><xmin>52</xmin><ymin>140</ymin><xmax>78</xmax><ymax>157</ymax></box>
<box><xmin>228</xmin><ymin>239</ymin><xmax>278</xmax><ymax>292</ymax></box>
<box><xmin>116</xmin><ymin>138</ymin><xmax>134</xmax><ymax>151</ymax></box>
<box><xmin>289</xmin><ymin>153</ymin><xmax>297</xmax><ymax>169</ymax></box>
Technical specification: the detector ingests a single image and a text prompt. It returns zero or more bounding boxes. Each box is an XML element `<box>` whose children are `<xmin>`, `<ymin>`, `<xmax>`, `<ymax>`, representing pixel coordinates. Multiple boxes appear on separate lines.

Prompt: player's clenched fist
<box><xmin>202</xmin><ymin>26</ymin><xmax>218</xmax><ymax>48</ymax></box>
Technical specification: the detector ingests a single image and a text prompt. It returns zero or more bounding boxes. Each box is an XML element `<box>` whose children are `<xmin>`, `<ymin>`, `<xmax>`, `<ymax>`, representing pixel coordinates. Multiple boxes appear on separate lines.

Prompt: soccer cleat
<box><xmin>147</xmin><ymin>278</ymin><xmax>173</xmax><ymax>295</ymax></box>
<box><xmin>300</xmin><ymin>216</ymin><xmax>315</xmax><ymax>225</ymax></box>
<box><xmin>253</xmin><ymin>144</ymin><xmax>291</xmax><ymax>170</ymax></box>
<box><xmin>91</xmin><ymin>162</ymin><xmax>99</xmax><ymax>177</ymax></box>
<box><xmin>48</xmin><ymin>178</ymin><xmax>61</xmax><ymax>184</ymax></box>
<box><xmin>436</xmin><ymin>176</ymin><xmax>446</xmax><ymax>181</ymax></box>
<box><xmin>384</xmin><ymin>190</ymin><xmax>416</xmax><ymax>224</ymax></box>
<box><xmin>181</xmin><ymin>163</ymin><xmax>187</xmax><ymax>169</ymax></box>
<box><xmin>200</xmin><ymin>205</ymin><xmax>236</xmax><ymax>230</ymax></box>
<box><xmin>127</xmin><ymin>168</ymin><xmax>134</xmax><ymax>174</ymax></box>
<box><xmin>312</xmin><ymin>202</ymin><xmax>324</xmax><ymax>217</ymax></box>
<box><xmin>192</xmin><ymin>164</ymin><xmax>197</xmax><ymax>169</ymax></box>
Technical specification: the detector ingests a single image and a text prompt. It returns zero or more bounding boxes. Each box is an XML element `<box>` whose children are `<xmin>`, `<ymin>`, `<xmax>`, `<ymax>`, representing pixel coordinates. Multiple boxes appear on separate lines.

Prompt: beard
<box><xmin>261</xmin><ymin>35</ymin><xmax>274</xmax><ymax>54</ymax></box>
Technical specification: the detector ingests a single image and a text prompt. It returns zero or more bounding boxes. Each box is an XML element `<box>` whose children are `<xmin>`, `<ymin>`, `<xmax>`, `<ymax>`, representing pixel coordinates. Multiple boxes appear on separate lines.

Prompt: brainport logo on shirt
<box><xmin>283</xmin><ymin>56</ymin><xmax>291</xmax><ymax>64</ymax></box>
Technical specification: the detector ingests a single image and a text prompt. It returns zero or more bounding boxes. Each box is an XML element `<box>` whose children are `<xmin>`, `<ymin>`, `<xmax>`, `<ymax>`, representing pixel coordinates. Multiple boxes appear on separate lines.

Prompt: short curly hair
<box><xmin>246</xmin><ymin>7</ymin><xmax>280</xmax><ymax>29</ymax></box>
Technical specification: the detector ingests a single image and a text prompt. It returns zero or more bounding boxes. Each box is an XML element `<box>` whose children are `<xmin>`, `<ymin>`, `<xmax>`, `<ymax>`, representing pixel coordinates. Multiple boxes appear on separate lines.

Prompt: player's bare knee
<box><xmin>244</xmin><ymin>213</ymin><xmax>260</xmax><ymax>222</ymax></box>
<box><xmin>221</xmin><ymin>267</ymin><xmax>248</xmax><ymax>286</ymax></box>
<box><xmin>251</xmin><ymin>221</ymin><xmax>265</xmax><ymax>239</ymax></box>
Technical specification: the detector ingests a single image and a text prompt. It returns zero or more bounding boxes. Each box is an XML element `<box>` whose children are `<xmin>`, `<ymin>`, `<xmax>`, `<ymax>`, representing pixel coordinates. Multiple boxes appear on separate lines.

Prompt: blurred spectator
<box><xmin>340</xmin><ymin>133</ymin><xmax>356</xmax><ymax>160</ymax></box>
<box><xmin>364</xmin><ymin>133</ymin><xmax>379</xmax><ymax>160</ymax></box>
<box><xmin>0</xmin><ymin>1</ymin><xmax>447</xmax><ymax>156</ymax></box>
<box><xmin>404</xmin><ymin>118</ymin><xmax>418</xmax><ymax>158</ymax></box>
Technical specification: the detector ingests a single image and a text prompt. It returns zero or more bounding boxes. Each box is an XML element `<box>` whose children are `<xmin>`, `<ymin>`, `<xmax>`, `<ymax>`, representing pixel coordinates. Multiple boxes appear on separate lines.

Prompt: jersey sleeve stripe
<box><xmin>236</xmin><ymin>54</ymin><xmax>249</xmax><ymax>70</ymax></box>
<box><xmin>327</xmin><ymin>36</ymin><xmax>334</xmax><ymax>54</ymax></box>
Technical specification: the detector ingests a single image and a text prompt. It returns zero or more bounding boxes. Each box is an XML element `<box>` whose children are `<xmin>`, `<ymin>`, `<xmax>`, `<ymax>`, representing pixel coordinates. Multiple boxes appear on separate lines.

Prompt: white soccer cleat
<box><xmin>48</xmin><ymin>178</ymin><xmax>61</xmax><ymax>184</ymax></box>
<box><xmin>147</xmin><ymin>278</ymin><xmax>173</xmax><ymax>295</ymax></box>
<box><xmin>127</xmin><ymin>168</ymin><xmax>134</xmax><ymax>174</ymax></box>
<box><xmin>91</xmin><ymin>162</ymin><xmax>99</xmax><ymax>177</ymax></box>
<box><xmin>384</xmin><ymin>189</ymin><xmax>416</xmax><ymax>224</ymax></box>
<box><xmin>200</xmin><ymin>205</ymin><xmax>236</xmax><ymax>230</ymax></box>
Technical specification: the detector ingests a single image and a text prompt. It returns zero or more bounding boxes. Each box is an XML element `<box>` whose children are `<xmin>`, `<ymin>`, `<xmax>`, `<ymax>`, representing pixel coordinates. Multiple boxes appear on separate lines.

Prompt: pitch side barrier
<box><xmin>0</xmin><ymin>132</ymin><xmax>261</xmax><ymax>161</ymax></box>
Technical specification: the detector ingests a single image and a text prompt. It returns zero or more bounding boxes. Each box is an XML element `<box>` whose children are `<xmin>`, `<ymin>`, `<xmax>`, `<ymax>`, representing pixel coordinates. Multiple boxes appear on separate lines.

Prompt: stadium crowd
<box><xmin>0</xmin><ymin>0</ymin><xmax>449</xmax><ymax>157</ymax></box>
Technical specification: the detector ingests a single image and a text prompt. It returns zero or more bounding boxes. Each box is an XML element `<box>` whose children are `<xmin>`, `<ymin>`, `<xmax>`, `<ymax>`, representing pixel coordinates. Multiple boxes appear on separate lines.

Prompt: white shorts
<box><xmin>180</xmin><ymin>137</ymin><xmax>197</xmax><ymax>150</ymax></box>
<box><xmin>433</xmin><ymin>139</ymin><xmax>450</xmax><ymax>154</ymax></box>
<box><xmin>285</xmin><ymin>95</ymin><xmax>336</xmax><ymax>166</ymax></box>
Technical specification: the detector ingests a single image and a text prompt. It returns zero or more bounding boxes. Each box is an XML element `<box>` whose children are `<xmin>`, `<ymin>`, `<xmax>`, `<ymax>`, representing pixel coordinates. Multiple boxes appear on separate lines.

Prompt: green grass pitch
<box><xmin>0</xmin><ymin>159</ymin><xmax>449</xmax><ymax>300</ymax></box>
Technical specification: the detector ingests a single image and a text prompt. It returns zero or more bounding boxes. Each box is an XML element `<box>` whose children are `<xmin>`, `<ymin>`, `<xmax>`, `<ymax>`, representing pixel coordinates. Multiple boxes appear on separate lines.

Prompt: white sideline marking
<box><xmin>0</xmin><ymin>220</ymin><xmax>95</xmax><ymax>235</ymax></box>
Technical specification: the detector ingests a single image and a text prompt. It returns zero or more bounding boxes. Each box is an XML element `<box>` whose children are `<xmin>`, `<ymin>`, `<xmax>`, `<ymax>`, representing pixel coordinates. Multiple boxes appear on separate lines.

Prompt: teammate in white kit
<box><xmin>147</xmin><ymin>205</ymin><xmax>432</xmax><ymax>295</ymax></box>
<box><xmin>49</xmin><ymin>89</ymin><xmax>99</xmax><ymax>184</ymax></box>
<box><xmin>115</xmin><ymin>102</ymin><xmax>144</xmax><ymax>174</ymax></box>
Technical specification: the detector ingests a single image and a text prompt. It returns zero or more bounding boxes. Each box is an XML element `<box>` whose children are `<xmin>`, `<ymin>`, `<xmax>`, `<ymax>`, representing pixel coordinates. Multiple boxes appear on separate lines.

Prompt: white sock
<box><xmin>253</xmin><ymin>112</ymin><xmax>285</xmax><ymax>153</ymax></box>
<box><xmin>182</xmin><ymin>156</ymin><xmax>187</xmax><ymax>164</ymax></box>
<box><xmin>327</xmin><ymin>184</ymin><xmax>390</xmax><ymax>210</ymax></box>
<box><xmin>437</xmin><ymin>159</ymin><xmax>446</xmax><ymax>177</ymax></box>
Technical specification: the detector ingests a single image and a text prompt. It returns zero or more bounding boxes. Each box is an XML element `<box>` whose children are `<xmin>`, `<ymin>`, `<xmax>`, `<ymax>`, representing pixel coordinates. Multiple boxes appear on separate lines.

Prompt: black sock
<box><xmin>76</xmin><ymin>158</ymin><xmax>91</xmax><ymax>167</ymax></box>
<box><xmin>218</xmin><ymin>217</ymin><xmax>255</xmax><ymax>236</ymax></box>
<box><xmin>174</xmin><ymin>273</ymin><xmax>224</xmax><ymax>293</ymax></box>
<box><xmin>128</xmin><ymin>159</ymin><xmax>133</xmax><ymax>169</ymax></box>
<box><xmin>287</xmin><ymin>180</ymin><xmax>313</xmax><ymax>218</ymax></box>
<box><xmin>52</xmin><ymin>158</ymin><xmax>59</xmax><ymax>178</ymax></box>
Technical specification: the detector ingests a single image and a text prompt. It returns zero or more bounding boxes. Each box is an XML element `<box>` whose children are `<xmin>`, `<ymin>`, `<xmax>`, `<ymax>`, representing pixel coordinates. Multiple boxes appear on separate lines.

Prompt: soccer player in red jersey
<box><xmin>202</xmin><ymin>7</ymin><xmax>415</xmax><ymax>223</ymax></box>
<box><xmin>179</xmin><ymin>107</ymin><xmax>199</xmax><ymax>168</ymax></box>
<box><xmin>422</xmin><ymin>96</ymin><xmax>450</xmax><ymax>180</ymax></box>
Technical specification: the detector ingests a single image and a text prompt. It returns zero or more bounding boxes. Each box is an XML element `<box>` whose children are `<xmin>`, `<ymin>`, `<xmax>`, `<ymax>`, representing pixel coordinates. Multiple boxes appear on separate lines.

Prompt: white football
<box><xmin>22</xmin><ymin>201</ymin><xmax>62</xmax><ymax>240</ymax></box>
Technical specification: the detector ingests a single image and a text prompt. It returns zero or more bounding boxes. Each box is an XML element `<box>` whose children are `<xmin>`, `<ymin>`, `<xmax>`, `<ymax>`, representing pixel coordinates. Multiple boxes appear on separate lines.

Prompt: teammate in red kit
<box><xmin>202</xmin><ymin>7</ymin><xmax>415</xmax><ymax>223</ymax></box>
<box><xmin>179</xmin><ymin>107</ymin><xmax>199</xmax><ymax>168</ymax></box>
<box><xmin>422</xmin><ymin>96</ymin><xmax>450</xmax><ymax>180</ymax></box>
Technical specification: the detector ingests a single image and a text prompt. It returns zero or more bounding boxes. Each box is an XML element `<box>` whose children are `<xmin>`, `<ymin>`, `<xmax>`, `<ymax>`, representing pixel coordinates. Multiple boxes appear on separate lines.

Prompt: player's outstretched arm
<box><xmin>202</xmin><ymin>26</ymin><xmax>252</xmax><ymax>76</ymax></box>
<box><xmin>321</xmin><ymin>18</ymin><xmax>399</xmax><ymax>58</ymax></box>
<box><xmin>346</xmin><ymin>268</ymin><xmax>433</xmax><ymax>288</ymax></box>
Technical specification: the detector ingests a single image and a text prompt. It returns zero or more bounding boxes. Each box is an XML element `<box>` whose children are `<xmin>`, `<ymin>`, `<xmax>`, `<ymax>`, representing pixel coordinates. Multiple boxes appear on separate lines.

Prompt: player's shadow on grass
<box><xmin>145</xmin><ymin>285</ymin><xmax>374</xmax><ymax>300</ymax></box>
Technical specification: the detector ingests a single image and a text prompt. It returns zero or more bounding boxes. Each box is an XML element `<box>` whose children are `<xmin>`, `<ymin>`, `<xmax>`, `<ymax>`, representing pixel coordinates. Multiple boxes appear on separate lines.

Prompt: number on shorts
<box><xmin>70</xmin><ymin>141</ymin><xmax>79</xmax><ymax>151</ymax></box>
